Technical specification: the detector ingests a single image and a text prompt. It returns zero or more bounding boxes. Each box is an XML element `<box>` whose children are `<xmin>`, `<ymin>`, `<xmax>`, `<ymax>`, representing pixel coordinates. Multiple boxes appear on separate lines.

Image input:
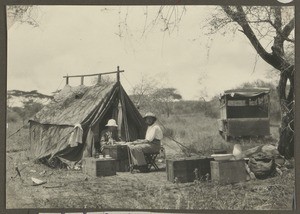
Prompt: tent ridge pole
<box><xmin>117</xmin><ymin>66</ymin><xmax>120</xmax><ymax>82</ymax></box>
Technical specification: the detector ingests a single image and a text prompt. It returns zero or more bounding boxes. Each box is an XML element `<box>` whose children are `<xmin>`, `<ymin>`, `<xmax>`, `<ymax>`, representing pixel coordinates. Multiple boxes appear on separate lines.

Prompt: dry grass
<box><xmin>160</xmin><ymin>113</ymin><xmax>279</xmax><ymax>157</ymax></box>
<box><xmin>6</xmin><ymin>114</ymin><xmax>294</xmax><ymax>210</ymax></box>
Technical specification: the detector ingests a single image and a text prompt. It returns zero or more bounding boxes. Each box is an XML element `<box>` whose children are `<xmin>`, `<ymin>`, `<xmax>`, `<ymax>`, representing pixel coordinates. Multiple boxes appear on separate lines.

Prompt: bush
<box><xmin>163</xmin><ymin>127</ymin><xmax>175</xmax><ymax>138</ymax></box>
<box><xmin>7</xmin><ymin>111</ymin><xmax>21</xmax><ymax>123</ymax></box>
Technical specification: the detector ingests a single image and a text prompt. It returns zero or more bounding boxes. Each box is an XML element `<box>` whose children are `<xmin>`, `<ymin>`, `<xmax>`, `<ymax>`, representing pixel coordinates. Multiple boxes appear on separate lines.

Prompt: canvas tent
<box><xmin>29</xmin><ymin>80</ymin><xmax>147</xmax><ymax>163</ymax></box>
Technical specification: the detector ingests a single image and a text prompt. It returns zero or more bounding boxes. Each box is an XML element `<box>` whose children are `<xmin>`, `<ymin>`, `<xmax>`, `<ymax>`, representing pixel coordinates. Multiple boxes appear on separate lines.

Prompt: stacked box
<box><xmin>82</xmin><ymin>157</ymin><xmax>116</xmax><ymax>177</ymax></box>
<box><xmin>210</xmin><ymin>160</ymin><xmax>247</xmax><ymax>184</ymax></box>
<box><xmin>102</xmin><ymin>145</ymin><xmax>130</xmax><ymax>172</ymax></box>
<box><xmin>102</xmin><ymin>145</ymin><xmax>129</xmax><ymax>160</ymax></box>
<box><xmin>166</xmin><ymin>157</ymin><xmax>213</xmax><ymax>183</ymax></box>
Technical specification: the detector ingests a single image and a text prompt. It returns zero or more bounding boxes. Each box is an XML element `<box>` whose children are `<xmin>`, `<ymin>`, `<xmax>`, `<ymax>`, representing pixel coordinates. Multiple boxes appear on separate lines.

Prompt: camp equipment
<box><xmin>210</xmin><ymin>160</ymin><xmax>248</xmax><ymax>184</ymax></box>
<box><xmin>211</xmin><ymin>154</ymin><xmax>234</xmax><ymax>161</ymax></box>
<box><xmin>218</xmin><ymin>88</ymin><xmax>270</xmax><ymax>141</ymax></box>
<box><xmin>102</xmin><ymin>144</ymin><xmax>129</xmax><ymax>172</ymax></box>
<box><xmin>166</xmin><ymin>156</ymin><xmax>213</xmax><ymax>183</ymax></box>
<box><xmin>29</xmin><ymin>67</ymin><xmax>147</xmax><ymax>166</ymax></box>
<box><xmin>144</xmin><ymin>152</ymin><xmax>160</xmax><ymax>171</ymax></box>
<box><xmin>232</xmin><ymin>144</ymin><xmax>243</xmax><ymax>160</ymax></box>
<box><xmin>82</xmin><ymin>157</ymin><xmax>116</xmax><ymax>177</ymax></box>
<box><xmin>248</xmin><ymin>157</ymin><xmax>276</xmax><ymax>179</ymax></box>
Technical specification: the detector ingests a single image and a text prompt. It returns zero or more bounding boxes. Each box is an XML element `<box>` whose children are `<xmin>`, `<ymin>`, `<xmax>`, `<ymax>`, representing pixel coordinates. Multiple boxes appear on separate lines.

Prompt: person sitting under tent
<box><xmin>128</xmin><ymin>112</ymin><xmax>163</xmax><ymax>172</ymax></box>
<box><xmin>100</xmin><ymin>119</ymin><xmax>120</xmax><ymax>150</ymax></box>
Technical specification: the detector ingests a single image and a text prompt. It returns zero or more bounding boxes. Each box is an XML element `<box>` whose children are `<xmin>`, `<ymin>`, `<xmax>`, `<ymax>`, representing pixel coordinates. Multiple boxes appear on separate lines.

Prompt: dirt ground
<box><xmin>6</xmin><ymin>121</ymin><xmax>295</xmax><ymax>210</ymax></box>
<box><xmin>6</xmin><ymin>146</ymin><xmax>295</xmax><ymax>210</ymax></box>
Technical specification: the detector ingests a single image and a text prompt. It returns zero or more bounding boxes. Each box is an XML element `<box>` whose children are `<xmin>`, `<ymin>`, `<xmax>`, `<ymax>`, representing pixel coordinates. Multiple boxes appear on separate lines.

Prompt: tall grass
<box><xmin>159</xmin><ymin>113</ymin><xmax>279</xmax><ymax>157</ymax></box>
<box><xmin>159</xmin><ymin>113</ymin><xmax>232</xmax><ymax>156</ymax></box>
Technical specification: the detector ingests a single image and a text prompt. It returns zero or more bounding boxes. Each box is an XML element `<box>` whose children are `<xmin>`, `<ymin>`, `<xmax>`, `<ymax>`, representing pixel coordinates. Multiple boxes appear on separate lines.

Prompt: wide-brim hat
<box><xmin>105</xmin><ymin>119</ymin><xmax>118</xmax><ymax>127</ymax></box>
<box><xmin>143</xmin><ymin>112</ymin><xmax>156</xmax><ymax>119</ymax></box>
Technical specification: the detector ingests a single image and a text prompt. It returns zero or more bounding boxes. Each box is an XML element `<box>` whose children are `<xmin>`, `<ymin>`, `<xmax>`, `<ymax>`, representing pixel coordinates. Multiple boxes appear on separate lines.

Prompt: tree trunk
<box><xmin>277</xmin><ymin>66</ymin><xmax>294</xmax><ymax>159</ymax></box>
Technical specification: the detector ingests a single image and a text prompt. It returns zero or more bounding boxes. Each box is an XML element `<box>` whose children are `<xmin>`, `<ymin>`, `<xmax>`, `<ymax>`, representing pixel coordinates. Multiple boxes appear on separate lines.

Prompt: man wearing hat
<box><xmin>128</xmin><ymin>112</ymin><xmax>163</xmax><ymax>172</ymax></box>
<box><xmin>100</xmin><ymin>119</ymin><xmax>119</xmax><ymax>149</ymax></box>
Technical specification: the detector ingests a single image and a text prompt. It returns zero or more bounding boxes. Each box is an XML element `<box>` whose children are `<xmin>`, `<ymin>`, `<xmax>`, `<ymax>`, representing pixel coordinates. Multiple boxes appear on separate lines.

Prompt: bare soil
<box><xmin>6</xmin><ymin>118</ymin><xmax>295</xmax><ymax>210</ymax></box>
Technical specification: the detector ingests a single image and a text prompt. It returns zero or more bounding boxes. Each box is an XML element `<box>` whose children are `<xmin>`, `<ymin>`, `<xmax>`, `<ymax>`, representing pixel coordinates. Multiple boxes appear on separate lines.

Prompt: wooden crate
<box><xmin>210</xmin><ymin>160</ymin><xmax>247</xmax><ymax>184</ymax></box>
<box><xmin>102</xmin><ymin>145</ymin><xmax>129</xmax><ymax>160</ymax></box>
<box><xmin>102</xmin><ymin>145</ymin><xmax>130</xmax><ymax>172</ymax></box>
<box><xmin>82</xmin><ymin>157</ymin><xmax>116</xmax><ymax>177</ymax></box>
<box><xmin>166</xmin><ymin>157</ymin><xmax>213</xmax><ymax>183</ymax></box>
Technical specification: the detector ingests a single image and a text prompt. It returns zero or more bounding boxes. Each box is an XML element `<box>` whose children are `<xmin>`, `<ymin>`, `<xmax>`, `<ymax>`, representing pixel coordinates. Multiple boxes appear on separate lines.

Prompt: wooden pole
<box><xmin>62</xmin><ymin>68</ymin><xmax>124</xmax><ymax>84</ymax></box>
<box><xmin>81</xmin><ymin>76</ymin><xmax>84</xmax><ymax>85</ymax></box>
<box><xmin>117</xmin><ymin>66</ymin><xmax>120</xmax><ymax>82</ymax></box>
<box><xmin>63</xmin><ymin>70</ymin><xmax>124</xmax><ymax>78</ymax></box>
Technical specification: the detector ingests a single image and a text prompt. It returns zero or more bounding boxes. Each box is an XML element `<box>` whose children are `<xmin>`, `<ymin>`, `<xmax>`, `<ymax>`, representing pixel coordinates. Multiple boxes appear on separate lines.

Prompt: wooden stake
<box><xmin>81</xmin><ymin>76</ymin><xmax>84</xmax><ymax>85</ymax></box>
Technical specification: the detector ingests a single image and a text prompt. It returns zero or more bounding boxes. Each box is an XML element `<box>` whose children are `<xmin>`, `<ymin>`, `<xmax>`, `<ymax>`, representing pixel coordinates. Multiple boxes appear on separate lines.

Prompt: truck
<box><xmin>218</xmin><ymin>88</ymin><xmax>270</xmax><ymax>141</ymax></box>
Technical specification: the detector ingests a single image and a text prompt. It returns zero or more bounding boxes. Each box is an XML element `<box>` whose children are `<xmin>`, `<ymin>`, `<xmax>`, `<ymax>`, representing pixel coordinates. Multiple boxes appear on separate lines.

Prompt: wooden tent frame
<box><xmin>63</xmin><ymin>66</ymin><xmax>125</xmax><ymax>85</ymax></box>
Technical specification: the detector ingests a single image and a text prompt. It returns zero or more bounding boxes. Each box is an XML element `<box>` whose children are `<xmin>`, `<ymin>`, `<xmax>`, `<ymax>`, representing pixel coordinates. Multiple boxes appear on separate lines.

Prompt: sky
<box><xmin>7</xmin><ymin>6</ymin><xmax>278</xmax><ymax>100</ymax></box>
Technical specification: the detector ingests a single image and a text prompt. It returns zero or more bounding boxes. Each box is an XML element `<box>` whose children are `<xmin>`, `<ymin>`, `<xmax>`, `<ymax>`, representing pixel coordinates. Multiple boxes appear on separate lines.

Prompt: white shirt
<box><xmin>145</xmin><ymin>122</ymin><xmax>163</xmax><ymax>142</ymax></box>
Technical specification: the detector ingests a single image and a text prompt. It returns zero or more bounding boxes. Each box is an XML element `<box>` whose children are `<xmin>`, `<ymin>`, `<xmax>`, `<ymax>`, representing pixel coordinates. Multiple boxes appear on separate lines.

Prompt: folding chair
<box><xmin>144</xmin><ymin>152</ymin><xmax>160</xmax><ymax>171</ymax></box>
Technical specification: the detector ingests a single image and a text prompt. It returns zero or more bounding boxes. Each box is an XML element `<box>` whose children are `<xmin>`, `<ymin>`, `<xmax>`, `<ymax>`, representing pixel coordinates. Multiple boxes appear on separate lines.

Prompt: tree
<box><xmin>132</xmin><ymin>6</ymin><xmax>294</xmax><ymax>158</ymax></box>
<box><xmin>6</xmin><ymin>6</ymin><xmax>39</xmax><ymax>29</ymax></box>
<box><xmin>22</xmin><ymin>100</ymin><xmax>44</xmax><ymax>123</ymax></box>
<box><xmin>152</xmin><ymin>88</ymin><xmax>182</xmax><ymax>117</ymax></box>
<box><xmin>130</xmin><ymin>74</ymin><xmax>159</xmax><ymax>112</ymax></box>
<box><xmin>210</xmin><ymin>6</ymin><xmax>294</xmax><ymax>159</ymax></box>
<box><xmin>131</xmin><ymin>75</ymin><xmax>182</xmax><ymax>117</ymax></box>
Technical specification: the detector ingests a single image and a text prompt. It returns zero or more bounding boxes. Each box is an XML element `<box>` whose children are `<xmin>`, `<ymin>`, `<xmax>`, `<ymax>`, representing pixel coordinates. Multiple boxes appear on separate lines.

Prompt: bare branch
<box><xmin>222</xmin><ymin>6</ymin><xmax>276</xmax><ymax>66</ymax></box>
<box><xmin>7</xmin><ymin>6</ymin><xmax>39</xmax><ymax>28</ymax></box>
<box><xmin>282</xmin><ymin>17</ymin><xmax>295</xmax><ymax>38</ymax></box>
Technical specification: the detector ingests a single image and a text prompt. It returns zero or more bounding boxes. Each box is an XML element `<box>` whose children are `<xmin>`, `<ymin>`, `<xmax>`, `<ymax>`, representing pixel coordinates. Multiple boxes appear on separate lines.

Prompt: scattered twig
<box><xmin>43</xmin><ymin>183</ymin><xmax>67</xmax><ymax>189</ymax></box>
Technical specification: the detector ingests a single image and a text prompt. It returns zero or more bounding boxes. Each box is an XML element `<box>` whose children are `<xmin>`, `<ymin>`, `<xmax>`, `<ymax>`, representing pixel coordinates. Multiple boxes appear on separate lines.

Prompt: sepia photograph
<box><xmin>5</xmin><ymin>4</ymin><xmax>295</xmax><ymax>211</ymax></box>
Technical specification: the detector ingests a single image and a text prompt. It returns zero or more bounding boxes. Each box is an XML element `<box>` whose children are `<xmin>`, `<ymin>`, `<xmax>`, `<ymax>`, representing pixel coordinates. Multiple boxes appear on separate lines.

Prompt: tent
<box><xmin>29</xmin><ymin>80</ymin><xmax>147</xmax><ymax>164</ymax></box>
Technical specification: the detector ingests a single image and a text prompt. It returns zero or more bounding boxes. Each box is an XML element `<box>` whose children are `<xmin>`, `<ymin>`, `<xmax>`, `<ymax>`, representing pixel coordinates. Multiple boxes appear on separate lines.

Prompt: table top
<box><xmin>84</xmin><ymin>157</ymin><xmax>116</xmax><ymax>162</ymax></box>
<box><xmin>102</xmin><ymin>143</ymin><xmax>128</xmax><ymax>148</ymax></box>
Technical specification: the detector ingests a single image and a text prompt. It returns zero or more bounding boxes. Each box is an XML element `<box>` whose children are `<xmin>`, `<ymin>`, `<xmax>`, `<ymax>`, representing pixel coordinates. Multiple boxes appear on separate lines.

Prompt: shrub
<box><xmin>7</xmin><ymin>111</ymin><xmax>21</xmax><ymax>123</ymax></box>
<box><xmin>164</xmin><ymin>127</ymin><xmax>175</xmax><ymax>138</ymax></box>
<box><xmin>179</xmin><ymin>130</ymin><xmax>186</xmax><ymax>138</ymax></box>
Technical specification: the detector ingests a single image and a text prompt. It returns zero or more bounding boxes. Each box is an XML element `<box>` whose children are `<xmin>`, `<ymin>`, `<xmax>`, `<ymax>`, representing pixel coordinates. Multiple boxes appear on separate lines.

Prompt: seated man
<box><xmin>100</xmin><ymin>119</ymin><xmax>119</xmax><ymax>151</ymax></box>
<box><xmin>128</xmin><ymin>112</ymin><xmax>163</xmax><ymax>172</ymax></box>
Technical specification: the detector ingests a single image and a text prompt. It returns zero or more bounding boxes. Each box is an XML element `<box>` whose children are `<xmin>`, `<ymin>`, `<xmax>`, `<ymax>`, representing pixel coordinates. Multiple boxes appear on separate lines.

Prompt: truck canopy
<box><xmin>220</xmin><ymin>88</ymin><xmax>270</xmax><ymax>100</ymax></box>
